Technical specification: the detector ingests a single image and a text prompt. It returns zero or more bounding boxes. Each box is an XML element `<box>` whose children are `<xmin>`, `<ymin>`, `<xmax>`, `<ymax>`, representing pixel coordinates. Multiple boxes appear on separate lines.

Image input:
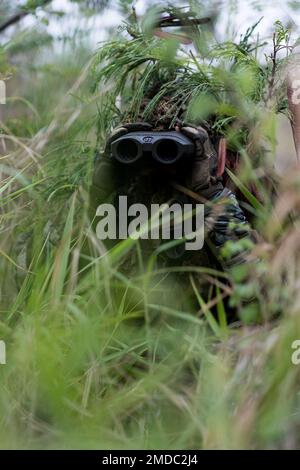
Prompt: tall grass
<box><xmin>1</xmin><ymin>12</ymin><xmax>300</xmax><ymax>450</ymax></box>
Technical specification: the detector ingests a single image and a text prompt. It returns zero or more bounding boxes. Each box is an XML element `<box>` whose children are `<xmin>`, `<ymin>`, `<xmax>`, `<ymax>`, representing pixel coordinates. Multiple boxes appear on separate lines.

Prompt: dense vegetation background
<box><xmin>1</xmin><ymin>0</ymin><xmax>300</xmax><ymax>449</ymax></box>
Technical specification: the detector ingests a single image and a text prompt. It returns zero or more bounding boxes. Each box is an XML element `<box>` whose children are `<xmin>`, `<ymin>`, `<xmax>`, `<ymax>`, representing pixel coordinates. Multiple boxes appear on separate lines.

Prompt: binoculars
<box><xmin>110</xmin><ymin>131</ymin><xmax>194</xmax><ymax>165</ymax></box>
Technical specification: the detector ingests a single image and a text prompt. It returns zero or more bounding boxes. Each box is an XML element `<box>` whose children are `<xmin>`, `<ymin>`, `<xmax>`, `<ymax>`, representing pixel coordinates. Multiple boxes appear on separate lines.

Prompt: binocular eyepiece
<box><xmin>110</xmin><ymin>131</ymin><xmax>194</xmax><ymax>165</ymax></box>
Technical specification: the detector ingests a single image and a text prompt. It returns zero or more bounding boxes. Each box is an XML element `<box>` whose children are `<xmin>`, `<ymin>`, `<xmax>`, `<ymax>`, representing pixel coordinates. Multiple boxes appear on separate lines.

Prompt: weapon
<box><xmin>110</xmin><ymin>131</ymin><xmax>194</xmax><ymax>165</ymax></box>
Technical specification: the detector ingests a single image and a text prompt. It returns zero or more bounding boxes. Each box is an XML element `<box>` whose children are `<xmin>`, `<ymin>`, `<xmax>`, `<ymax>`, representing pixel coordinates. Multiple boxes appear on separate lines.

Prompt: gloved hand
<box><xmin>175</xmin><ymin>122</ymin><xmax>223</xmax><ymax>199</ymax></box>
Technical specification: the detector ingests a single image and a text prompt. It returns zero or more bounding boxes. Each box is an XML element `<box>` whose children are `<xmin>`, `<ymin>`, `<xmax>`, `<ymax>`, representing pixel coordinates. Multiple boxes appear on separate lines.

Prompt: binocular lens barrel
<box><xmin>153</xmin><ymin>139</ymin><xmax>180</xmax><ymax>164</ymax></box>
<box><xmin>114</xmin><ymin>139</ymin><xmax>141</xmax><ymax>164</ymax></box>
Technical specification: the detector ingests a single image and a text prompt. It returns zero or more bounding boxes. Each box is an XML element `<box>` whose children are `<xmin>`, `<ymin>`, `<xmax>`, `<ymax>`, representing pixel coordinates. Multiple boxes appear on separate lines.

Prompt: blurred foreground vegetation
<box><xmin>1</xmin><ymin>0</ymin><xmax>300</xmax><ymax>449</ymax></box>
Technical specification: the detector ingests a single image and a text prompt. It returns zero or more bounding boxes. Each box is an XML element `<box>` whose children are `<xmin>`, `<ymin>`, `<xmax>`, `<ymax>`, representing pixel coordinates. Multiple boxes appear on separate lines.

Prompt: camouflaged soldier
<box><xmin>89</xmin><ymin>102</ymin><xmax>255</xmax><ymax>312</ymax></box>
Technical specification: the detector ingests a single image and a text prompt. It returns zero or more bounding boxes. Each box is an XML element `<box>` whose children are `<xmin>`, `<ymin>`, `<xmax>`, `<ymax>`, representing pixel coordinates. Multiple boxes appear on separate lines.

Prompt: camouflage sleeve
<box><xmin>205</xmin><ymin>187</ymin><xmax>256</xmax><ymax>269</ymax></box>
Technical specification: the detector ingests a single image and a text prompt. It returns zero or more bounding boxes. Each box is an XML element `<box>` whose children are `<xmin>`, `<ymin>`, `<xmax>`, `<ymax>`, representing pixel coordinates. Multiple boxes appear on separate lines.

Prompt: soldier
<box><xmin>89</xmin><ymin>96</ymin><xmax>255</xmax><ymax>314</ymax></box>
<box><xmin>89</xmin><ymin>14</ymin><xmax>300</xmax><ymax>316</ymax></box>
